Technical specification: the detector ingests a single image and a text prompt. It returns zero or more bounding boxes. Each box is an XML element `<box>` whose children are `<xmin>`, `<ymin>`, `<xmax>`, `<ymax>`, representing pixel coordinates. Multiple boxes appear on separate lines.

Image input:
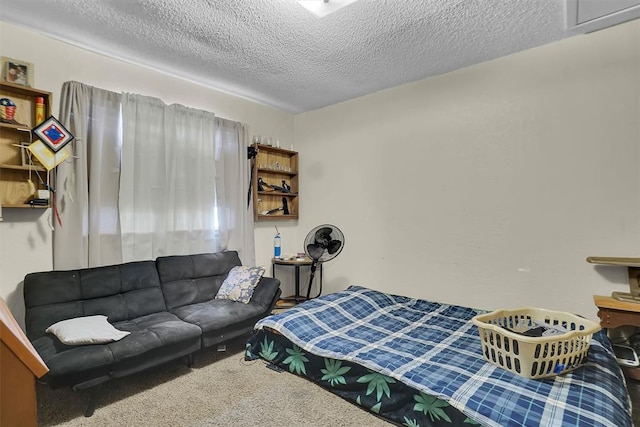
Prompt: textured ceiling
<box><xmin>0</xmin><ymin>0</ymin><xmax>572</xmax><ymax>113</ymax></box>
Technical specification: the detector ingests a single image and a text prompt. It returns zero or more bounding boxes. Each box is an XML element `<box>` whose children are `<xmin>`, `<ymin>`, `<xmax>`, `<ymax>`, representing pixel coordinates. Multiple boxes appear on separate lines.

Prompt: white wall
<box><xmin>294</xmin><ymin>19</ymin><xmax>640</xmax><ymax>320</ymax></box>
<box><xmin>0</xmin><ymin>22</ymin><xmax>294</xmax><ymax>324</ymax></box>
<box><xmin>1</xmin><ymin>19</ymin><xmax>639</xmax><ymax>324</ymax></box>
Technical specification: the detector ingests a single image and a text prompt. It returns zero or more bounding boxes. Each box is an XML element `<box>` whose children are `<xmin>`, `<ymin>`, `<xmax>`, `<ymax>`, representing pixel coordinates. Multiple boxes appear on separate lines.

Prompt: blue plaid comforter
<box><xmin>255</xmin><ymin>286</ymin><xmax>632</xmax><ymax>427</ymax></box>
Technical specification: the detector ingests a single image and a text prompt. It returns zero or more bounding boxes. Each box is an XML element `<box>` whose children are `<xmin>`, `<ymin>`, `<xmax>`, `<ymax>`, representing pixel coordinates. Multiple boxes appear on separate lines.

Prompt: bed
<box><xmin>245</xmin><ymin>285</ymin><xmax>633</xmax><ymax>427</ymax></box>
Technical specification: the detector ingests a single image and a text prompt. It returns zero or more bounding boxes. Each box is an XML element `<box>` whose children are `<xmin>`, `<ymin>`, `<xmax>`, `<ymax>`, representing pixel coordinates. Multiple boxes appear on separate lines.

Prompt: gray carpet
<box><xmin>37</xmin><ymin>339</ymin><xmax>391</xmax><ymax>427</ymax></box>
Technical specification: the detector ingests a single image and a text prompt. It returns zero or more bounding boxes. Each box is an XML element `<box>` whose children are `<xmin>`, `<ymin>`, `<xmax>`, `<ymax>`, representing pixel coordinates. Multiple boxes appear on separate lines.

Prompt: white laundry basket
<box><xmin>472</xmin><ymin>307</ymin><xmax>601</xmax><ymax>379</ymax></box>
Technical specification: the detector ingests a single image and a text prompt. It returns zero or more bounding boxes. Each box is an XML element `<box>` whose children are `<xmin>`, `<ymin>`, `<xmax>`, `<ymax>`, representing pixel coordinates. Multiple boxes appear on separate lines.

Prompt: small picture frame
<box><xmin>27</xmin><ymin>140</ymin><xmax>70</xmax><ymax>171</ymax></box>
<box><xmin>1</xmin><ymin>57</ymin><xmax>33</xmax><ymax>86</ymax></box>
<box><xmin>32</xmin><ymin>116</ymin><xmax>74</xmax><ymax>153</ymax></box>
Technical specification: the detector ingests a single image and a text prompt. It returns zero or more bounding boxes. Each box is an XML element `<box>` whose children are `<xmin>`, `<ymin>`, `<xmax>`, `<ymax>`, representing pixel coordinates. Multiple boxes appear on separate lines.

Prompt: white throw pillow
<box><xmin>215</xmin><ymin>266</ymin><xmax>265</xmax><ymax>303</ymax></box>
<box><xmin>46</xmin><ymin>315</ymin><xmax>130</xmax><ymax>345</ymax></box>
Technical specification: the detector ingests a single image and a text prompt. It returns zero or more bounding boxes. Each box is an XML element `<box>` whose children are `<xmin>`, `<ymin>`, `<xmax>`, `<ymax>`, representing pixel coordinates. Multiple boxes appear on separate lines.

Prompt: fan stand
<box><xmin>305</xmin><ymin>259</ymin><xmax>323</xmax><ymax>300</ymax></box>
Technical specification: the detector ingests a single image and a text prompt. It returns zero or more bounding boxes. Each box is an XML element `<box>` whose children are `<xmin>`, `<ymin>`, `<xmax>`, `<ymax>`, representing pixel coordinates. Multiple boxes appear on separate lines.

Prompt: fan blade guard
<box><xmin>307</xmin><ymin>243</ymin><xmax>325</xmax><ymax>260</ymax></box>
<box><xmin>327</xmin><ymin>240</ymin><xmax>342</xmax><ymax>254</ymax></box>
<box><xmin>304</xmin><ymin>224</ymin><xmax>345</xmax><ymax>263</ymax></box>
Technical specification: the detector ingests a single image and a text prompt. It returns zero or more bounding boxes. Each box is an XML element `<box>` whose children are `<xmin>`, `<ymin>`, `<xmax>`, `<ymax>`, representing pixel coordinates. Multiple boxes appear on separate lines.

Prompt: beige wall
<box><xmin>1</xmin><ymin>19</ymin><xmax>639</xmax><ymax>324</ymax></box>
<box><xmin>0</xmin><ymin>22</ymin><xmax>294</xmax><ymax>324</ymax></box>
<box><xmin>293</xmin><ymin>19</ymin><xmax>640</xmax><ymax>319</ymax></box>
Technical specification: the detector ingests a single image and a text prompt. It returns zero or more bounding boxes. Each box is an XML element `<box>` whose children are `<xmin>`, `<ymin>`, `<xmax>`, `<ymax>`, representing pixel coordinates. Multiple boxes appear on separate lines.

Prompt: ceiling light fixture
<box><xmin>297</xmin><ymin>0</ymin><xmax>359</xmax><ymax>18</ymax></box>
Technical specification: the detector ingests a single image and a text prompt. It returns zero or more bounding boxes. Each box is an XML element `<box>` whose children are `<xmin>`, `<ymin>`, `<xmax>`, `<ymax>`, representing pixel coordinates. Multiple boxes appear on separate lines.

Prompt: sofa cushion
<box><xmin>46</xmin><ymin>315</ymin><xmax>130</xmax><ymax>345</ymax></box>
<box><xmin>215</xmin><ymin>266</ymin><xmax>265</xmax><ymax>303</ymax></box>
<box><xmin>24</xmin><ymin>260</ymin><xmax>167</xmax><ymax>341</ymax></box>
<box><xmin>34</xmin><ymin>311</ymin><xmax>202</xmax><ymax>388</ymax></box>
<box><xmin>171</xmin><ymin>298</ymin><xmax>265</xmax><ymax>333</ymax></box>
<box><xmin>156</xmin><ymin>252</ymin><xmax>242</xmax><ymax>283</ymax></box>
<box><xmin>32</xmin><ymin>335</ymin><xmax>116</xmax><ymax>381</ymax></box>
<box><xmin>157</xmin><ymin>252</ymin><xmax>242</xmax><ymax>310</ymax></box>
<box><xmin>244</xmin><ymin>276</ymin><xmax>282</xmax><ymax>310</ymax></box>
<box><xmin>110</xmin><ymin>311</ymin><xmax>202</xmax><ymax>358</ymax></box>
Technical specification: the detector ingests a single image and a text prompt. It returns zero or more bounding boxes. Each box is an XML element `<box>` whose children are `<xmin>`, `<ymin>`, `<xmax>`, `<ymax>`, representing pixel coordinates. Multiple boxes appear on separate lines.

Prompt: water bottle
<box><xmin>274</xmin><ymin>226</ymin><xmax>281</xmax><ymax>259</ymax></box>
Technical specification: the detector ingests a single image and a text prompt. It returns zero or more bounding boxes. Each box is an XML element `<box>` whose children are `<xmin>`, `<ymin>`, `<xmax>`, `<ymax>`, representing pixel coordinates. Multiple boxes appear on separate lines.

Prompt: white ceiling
<box><xmin>0</xmin><ymin>0</ymin><xmax>575</xmax><ymax>113</ymax></box>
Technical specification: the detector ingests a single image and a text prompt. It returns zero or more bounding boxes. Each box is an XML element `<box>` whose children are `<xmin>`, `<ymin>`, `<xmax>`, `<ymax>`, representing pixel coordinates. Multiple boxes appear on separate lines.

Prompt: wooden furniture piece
<box><xmin>251</xmin><ymin>143</ymin><xmax>298</xmax><ymax>221</ymax></box>
<box><xmin>0</xmin><ymin>296</ymin><xmax>48</xmax><ymax>427</ymax></box>
<box><xmin>588</xmin><ymin>257</ymin><xmax>640</xmax><ymax>379</ymax></box>
<box><xmin>272</xmin><ymin>256</ymin><xmax>322</xmax><ymax>306</ymax></box>
<box><xmin>593</xmin><ymin>295</ymin><xmax>640</xmax><ymax>380</ymax></box>
<box><xmin>586</xmin><ymin>256</ymin><xmax>640</xmax><ymax>301</ymax></box>
<box><xmin>0</xmin><ymin>81</ymin><xmax>52</xmax><ymax>208</ymax></box>
<box><xmin>594</xmin><ymin>295</ymin><xmax>640</xmax><ymax>329</ymax></box>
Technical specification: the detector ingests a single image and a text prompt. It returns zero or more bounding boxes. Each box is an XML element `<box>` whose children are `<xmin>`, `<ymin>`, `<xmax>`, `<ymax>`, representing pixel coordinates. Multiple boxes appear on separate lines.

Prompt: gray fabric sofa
<box><xmin>23</xmin><ymin>251</ymin><xmax>280</xmax><ymax>415</ymax></box>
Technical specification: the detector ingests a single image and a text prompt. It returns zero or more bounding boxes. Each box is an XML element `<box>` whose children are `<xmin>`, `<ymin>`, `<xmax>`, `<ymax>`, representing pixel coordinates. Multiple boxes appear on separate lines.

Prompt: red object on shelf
<box><xmin>35</xmin><ymin>97</ymin><xmax>45</xmax><ymax>125</ymax></box>
<box><xmin>0</xmin><ymin>97</ymin><xmax>16</xmax><ymax>121</ymax></box>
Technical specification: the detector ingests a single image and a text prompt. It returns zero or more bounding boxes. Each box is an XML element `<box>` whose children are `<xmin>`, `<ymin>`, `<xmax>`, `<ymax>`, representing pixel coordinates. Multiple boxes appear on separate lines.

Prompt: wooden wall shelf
<box><xmin>0</xmin><ymin>82</ymin><xmax>52</xmax><ymax>208</ymax></box>
<box><xmin>252</xmin><ymin>143</ymin><xmax>299</xmax><ymax>221</ymax></box>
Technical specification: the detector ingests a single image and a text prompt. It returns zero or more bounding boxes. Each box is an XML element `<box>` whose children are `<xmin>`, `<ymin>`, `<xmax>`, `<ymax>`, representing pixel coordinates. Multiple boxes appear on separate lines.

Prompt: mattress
<box><xmin>245</xmin><ymin>286</ymin><xmax>632</xmax><ymax>427</ymax></box>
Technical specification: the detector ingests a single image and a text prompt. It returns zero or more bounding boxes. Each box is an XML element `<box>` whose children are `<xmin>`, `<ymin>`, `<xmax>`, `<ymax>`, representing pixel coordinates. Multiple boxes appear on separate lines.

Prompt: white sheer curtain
<box><xmin>56</xmin><ymin>83</ymin><xmax>254</xmax><ymax>267</ymax></box>
<box><xmin>55</xmin><ymin>81</ymin><xmax>123</xmax><ymax>269</ymax></box>
<box><xmin>119</xmin><ymin>93</ymin><xmax>219</xmax><ymax>261</ymax></box>
<box><xmin>215</xmin><ymin>118</ymin><xmax>255</xmax><ymax>265</ymax></box>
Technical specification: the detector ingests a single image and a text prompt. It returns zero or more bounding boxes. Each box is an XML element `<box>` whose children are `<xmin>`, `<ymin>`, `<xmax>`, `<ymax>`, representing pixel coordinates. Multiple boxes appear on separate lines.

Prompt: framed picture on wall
<box><xmin>1</xmin><ymin>57</ymin><xmax>33</xmax><ymax>86</ymax></box>
<box><xmin>32</xmin><ymin>116</ymin><xmax>74</xmax><ymax>153</ymax></box>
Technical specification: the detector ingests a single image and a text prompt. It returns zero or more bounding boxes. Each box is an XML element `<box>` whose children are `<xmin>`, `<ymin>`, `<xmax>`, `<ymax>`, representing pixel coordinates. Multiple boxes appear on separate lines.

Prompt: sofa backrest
<box><xmin>156</xmin><ymin>251</ymin><xmax>241</xmax><ymax>310</ymax></box>
<box><xmin>24</xmin><ymin>261</ymin><xmax>166</xmax><ymax>341</ymax></box>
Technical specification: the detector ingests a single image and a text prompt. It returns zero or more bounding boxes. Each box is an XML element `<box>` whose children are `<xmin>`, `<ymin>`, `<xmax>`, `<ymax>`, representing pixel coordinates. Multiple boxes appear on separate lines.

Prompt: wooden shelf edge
<box><xmin>257</xmin><ymin>169</ymin><xmax>297</xmax><ymax>176</ymax></box>
<box><xmin>257</xmin><ymin>191</ymin><xmax>298</xmax><ymax>197</ymax></box>
<box><xmin>594</xmin><ymin>295</ymin><xmax>640</xmax><ymax>313</ymax></box>
<box><xmin>256</xmin><ymin>214</ymin><xmax>298</xmax><ymax>221</ymax></box>
<box><xmin>587</xmin><ymin>256</ymin><xmax>640</xmax><ymax>267</ymax></box>
<box><xmin>253</xmin><ymin>143</ymin><xmax>297</xmax><ymax>155</ymax></box>
<box><xmin>0</xmin><ymin>164</ymin><xmax>46</xmax><ymax>172</ymax></box>
<box><xmin>2</xmin><ymin>204</ymin><xmax>49</xmax><ymax>209</ymax></box>
<box><xmin>0</xmin><ymin>81</ymin><xmax>51</xmax><ymax>96</ymax></box>
<box><xmin>0</xmin><ymin>121</ymin><xmax>30</xmax><ymax>130</ymax></box>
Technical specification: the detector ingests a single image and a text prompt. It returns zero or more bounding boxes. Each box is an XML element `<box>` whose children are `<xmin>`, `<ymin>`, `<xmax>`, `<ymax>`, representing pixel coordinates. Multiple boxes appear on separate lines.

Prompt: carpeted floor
<box><xmin>36</xmin><ymin>338</ymin><xmax>391</xmax><ymax>427</ymax></box>
<box><xmin>37</xmin><ymin>337</ymin><xmax>640</xmax><ymax>426</ymax></box>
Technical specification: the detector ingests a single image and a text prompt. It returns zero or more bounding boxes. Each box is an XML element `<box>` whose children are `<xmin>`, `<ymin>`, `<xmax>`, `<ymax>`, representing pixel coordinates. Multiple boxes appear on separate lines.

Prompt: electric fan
<box><xmin>303</xmin><ymin>224</ymin><xmax>345</xmax><ymax>300</ymax></box>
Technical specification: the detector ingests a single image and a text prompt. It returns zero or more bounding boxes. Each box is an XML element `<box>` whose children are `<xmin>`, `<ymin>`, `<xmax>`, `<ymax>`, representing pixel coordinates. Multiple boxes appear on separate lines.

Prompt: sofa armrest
<box><xmin>250</xmin><ymin>277</ymin><xmax>281</xmax><ymax>309</ymax></box>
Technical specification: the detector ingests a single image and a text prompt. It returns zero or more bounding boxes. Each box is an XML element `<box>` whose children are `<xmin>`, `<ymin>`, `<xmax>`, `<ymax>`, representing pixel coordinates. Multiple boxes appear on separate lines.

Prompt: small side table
<box><xmin>272</xmin><ymin>257</ymin><xmax>323</xmax><ymax>305</ymax></box>
<box><xmin>594</xmin><ymin>295</ymin><xmax>640</xmax><ymax>380</ymax></box>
